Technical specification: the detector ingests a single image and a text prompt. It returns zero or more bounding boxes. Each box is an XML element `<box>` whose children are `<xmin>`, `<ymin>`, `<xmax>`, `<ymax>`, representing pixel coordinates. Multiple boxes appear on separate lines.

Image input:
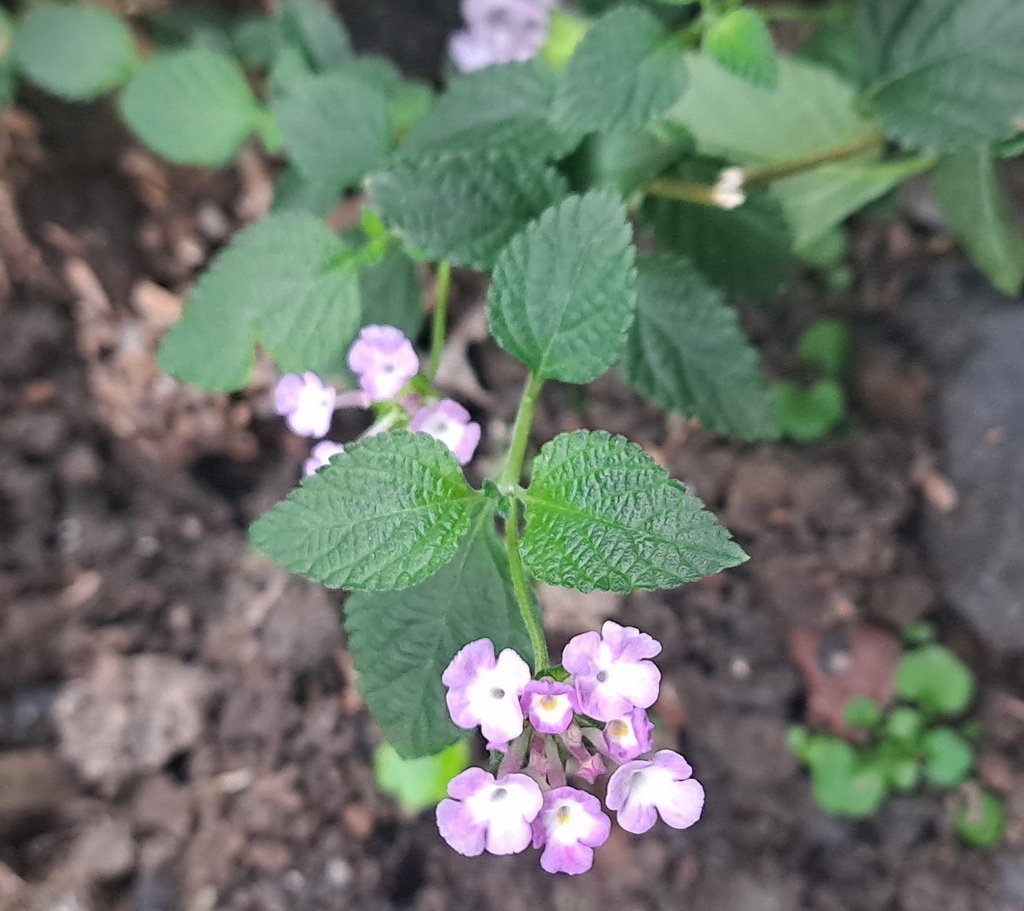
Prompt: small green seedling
<box><xmin>790</xmin><ymin>629</ymin><xmax>1004</xmax><ymax>846</ymax></box>
<box><xmin>774</xmin><ymin>319</ymin><xmax>852</xmax><ymax>441</ymax></box>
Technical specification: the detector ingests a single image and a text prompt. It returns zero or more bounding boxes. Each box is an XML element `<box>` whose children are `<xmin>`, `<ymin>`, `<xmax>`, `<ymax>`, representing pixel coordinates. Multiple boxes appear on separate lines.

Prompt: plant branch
<box><xmin>646</xmin><ymin>176</ymin><xmax>723</xmax><ymax>206</ymax></box>
<box><xmin>498</xmin><ymin>371</ymin><xmax>544</xmax><ymax>490</ymax></box>
<box><xmin>742</xmin><ymin>129</ymin><xmax>887</xmax><ymax>186</ymax></box>
<box><xmin>426</xmin><ymin>260</ymin><xmax>451</xmax><ymax>381</ymax></box>
<box><xmin>505</xmin><ymin>498</ymin><xmax>549</xmax><ymax>671</ymax></box>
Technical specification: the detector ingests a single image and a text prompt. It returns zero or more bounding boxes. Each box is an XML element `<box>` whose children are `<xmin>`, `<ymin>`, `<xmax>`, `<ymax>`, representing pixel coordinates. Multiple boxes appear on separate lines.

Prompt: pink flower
<box><xmin>605</xmin><ymin>750</ymin><xmax>705</xmax><ymax>835</ymax></box>
<box><xmin>347</xmin><ymin>325</ymin><xmax>419</xmax><ymax>402</ymax></box>
<box><xmin>274</xmin><ymin>372</ymin><xmax>337</xmax><ymax>438</ymax></box>
<box><xmin>442</xmin><ymin>639</ymin><xmax>532</xmax><ymax>749</ymax></box>
<box><xmin>521</xmin><ymin>680</ymin><xmax>574</xmax><ymax>735</ymax></box>
<box><xmin>602</xmin><ymin>708</ymin><xmax>654</xmax><ymax>762</ymax></box>
<box><xmin>562</xmin><ymin>621</ymin><xmax>662</xmax><ymax>722</ymax></box>
<box><xmin>531</xmin><ymin>787</ymin><xmax>611</xmax><ymax>875</ymax></box>
<box><xmin>449</xmin><ymin>0</ymin><xmax>553</xmax><ymax>72</ymax></box>
<box><xmin>437</xmin><ymin>768</ymin><xmax>544</xmax><ymax>856</ymax></box>
<box><xmin>303</xmin><ymin>440</ymin><xmax>345</xmax><ymax>477</ymax></box>
<box><xmin>410</xmin><ymin>399</ymin><xmax>481</xmax><ymax>465</ymax></box>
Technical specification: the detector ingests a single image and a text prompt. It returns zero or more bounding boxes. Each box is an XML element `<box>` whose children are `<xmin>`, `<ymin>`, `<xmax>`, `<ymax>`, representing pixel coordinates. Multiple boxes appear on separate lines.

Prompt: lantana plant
<box><xmin>11</xmin><ymin>0</ymin><xmax>1024</xmax><ymax>875</ymax></box>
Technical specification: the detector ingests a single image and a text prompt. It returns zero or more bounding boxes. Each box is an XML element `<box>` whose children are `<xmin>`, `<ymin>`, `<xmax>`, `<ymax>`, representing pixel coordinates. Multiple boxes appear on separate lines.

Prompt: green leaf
<box><xmin>953</xmin><ymin>786</ymin><xmax>1004</xmax><ymax>847</ymax></box>
<box><xmin>251</xmin><ymin>431</ymin><xmax>479</xmax><ymax>592</ymax></box>
<box><xmin>797</xmin><ymin>15</ymin><xmax>861</xmax><ymax>84</ymax></box>
<box><xmin>645</xmin><ymin>157</ymin><xmax>795</xmax><ymax>299</ymax></box>
<box><xmin>621</xmin><ymin>254</ymin><xmax>778</xmax><ymax>440</ymax></box>
<box><xmin>270</xmin><ymin>166</ymin><xmax>342</xmax><ymax>216</ymax></box>
<box><xmin>896</xmin><ymin>644</ymin><xmax>975</xmax><ymax>717</ymax></box>
<box><xmin>555</xmin><ymin>5</ymin><xmax>687</xmax><ymax>133</ymax></box>
<box><xmin>571</xmin><ymin>127</ymin><xmax>690</xmax><ymax>197</ymax></box>
<box><xmin>374</xmin><ymin>740</ymin><xmax>470</xmax><ymax>811</ymax></box>
<box><xmin>119</xmin><ymin>49</ymin><xmax>261</xmax><ymax>166</ymax></box>
<box><xmin>14</xmin><ymin>4</ymin><xmax>139</xmax><ymax>101</ymax></box>
<box><xmin>777</xmin><ymin>155</ymin><xmax>934</xmax><ymax>254</ymax></box>
<box><xmin>808</xmin><ymin>739</ymin><xmax>888</xmax><ymax>817</ymax></box>
<box><xmin>886</xmin><ymin>757</ymin><xmax>921</xmax><ymax>792</ymax></box>
<box><xmin>858</xmin><ymin>0</ymin><xmax>1024</xmax><ymax>152</ymax></box>
<box><xmin>931</xmin><ymin>149</ymin><xmax>1024</xmax><ymax>295</ymax></box>
<box><xmin>158</xmin><ymin>213</ymin><xmax>359</xmax><ymax>390</ymax></box>
<box><xmin>346</xmin><ymin>513</ymin><xmax>535</xmax><ymax>757</ymax></box>
<box><xmin>147</xmin><ymin>5</ymin><xmax>234</xmax><ymax>54</ymax></box>
<box><xmin>797</xmin><ymin>320</ymin><xmax>852</xmax><ymax>379</ymax></box>
<box><xmin>665</xmin><ymin>52</ymin><xmax>905</xmax><ymax>251</ymax></box>
<box><xmin>774</xmin><ymin>379</ymin><xmax>845</xmax><ymax>441</ymax></box>
<box><xmin>885</xmin><ymin>706</ymin><xmax>924</xmax><ymax>744</ymax></box>
<box><xmin>922</xmin><ymin>727</ymin><xmax>973</xmax><ymax>787</ymax></box>
<box><xmin>277</xmin><ymin>0</ymin><xmax>351</xmax><ymax>70</ymax></box>
<box><xmin>704</xmin><ymin>8</ymin><xmax>777</xmax><ymax>88</ymax></box>
<box><xmin>232</xmin><ymin>15</ymin><xmax>279</xmax><ymax>69</ymax></box>
<box><xmin>271</xmin><ymin>71</ymin><xmax>390</xmax><ymax>190</ymax></box>
<box><xmin>844</xmin><ymin>696</ymin><xmax>882</xmax><ymax>729</ymax></box>
<box><xmin>358</xmin><ymin>243</ymin><xmax>425</xmax><ymax>342</ymax></box>
<box><xmin>403</xmin><ymin>59</ymin><xmax>577</xmax><ymax>160</ymax></box>
<box><xmin>522</xmin><ymin>430</ymin><xmax>748</xmax><ymax>592</ymax></box>
<box><xmin>488</xmin><ymin>190</ymin><xmax>637</xmax><ymax>383</ymax></box>
<box><xmin>368</xmin><ymin>149</ymin><xmax>568</xmax><ymax>271</ymax></box>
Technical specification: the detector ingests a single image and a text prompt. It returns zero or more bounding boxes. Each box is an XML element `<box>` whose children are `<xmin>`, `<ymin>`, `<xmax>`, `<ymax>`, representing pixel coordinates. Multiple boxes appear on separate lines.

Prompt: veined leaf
<box><xmin>522</xmin><ymin>430</ymin><xmax>747</xmax><ymax>592</ymax></box>
<box><xmin>251</xmin><ymin>431</ymin><xmax>479</xmax><ymax>592</ymax></box>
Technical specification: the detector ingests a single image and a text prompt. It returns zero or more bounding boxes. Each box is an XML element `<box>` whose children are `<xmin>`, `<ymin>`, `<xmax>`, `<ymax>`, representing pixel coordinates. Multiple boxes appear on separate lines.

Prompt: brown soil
<box><xmin>2</xmin><ymin>29</ymin><xmax>1024</xmax><ymax>911</ymax></box>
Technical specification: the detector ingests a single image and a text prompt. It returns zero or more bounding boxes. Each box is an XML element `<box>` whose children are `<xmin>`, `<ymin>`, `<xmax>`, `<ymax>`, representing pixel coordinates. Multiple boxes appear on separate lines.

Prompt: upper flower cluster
<box><xmin>449</xmin><ymin>0</ymin><xmax>555</xmax><ymax>72</ymax></box>
<box><xmin>437</xmin><ymin>622</ymin><xmax>705</xmax><ymax>874</ymax></box>
<box><xmin>272</xmin><ymin>326</ymin><xmax>481</xmax><ymax>474</ymax></box>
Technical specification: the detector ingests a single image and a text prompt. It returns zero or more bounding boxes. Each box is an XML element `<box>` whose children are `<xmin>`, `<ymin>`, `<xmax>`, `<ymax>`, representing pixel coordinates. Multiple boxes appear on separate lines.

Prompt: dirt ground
<box><xmin>2</xmin><ymin>12</ymin><xmax>1024</xmax><ymax>911</ymax></box>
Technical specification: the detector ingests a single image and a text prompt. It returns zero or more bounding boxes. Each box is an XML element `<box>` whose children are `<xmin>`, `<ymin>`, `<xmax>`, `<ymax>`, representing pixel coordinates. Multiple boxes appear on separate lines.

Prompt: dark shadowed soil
<box><xmin>2</xmin><ymin>9</ymin><xmax>1024</xmax><ymax>911</ymax></box>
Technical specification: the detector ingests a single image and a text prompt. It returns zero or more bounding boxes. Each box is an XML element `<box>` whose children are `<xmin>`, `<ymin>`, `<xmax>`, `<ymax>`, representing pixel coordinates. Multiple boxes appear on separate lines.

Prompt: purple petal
<box><xmin>446</xmin><ymin>767</ymin><xmax>494</xmax><ymax>800</ymax></box>
<box><xmin>602</xmin><ymin>621</ymin><xmax>662</xmax><ymax>662</ymax></box>
<box><xmin>540</xmin><ymin>840</ymin><xmax>595</xmax><ymax>875</ymax></box>
<box><xmin>651</xmin><ymin>749</ymin><xmax>693</xmax><ymax>780</ymax></box>
<box><xmin>561</xmin><ymin>630</ymin><xmax>601</xmax><ymax>676</ymax></box>
<box><xmin>273</xmin><ymin>373</ymin><xmax>304</xmax><ymax>414</ymax></box>
<box><xmin>616</xmin><ymin>799</ymin><xmax>659</xmax><ymax>835</ymax></box>
<box><xmin>442</xmin><ymin>639</ymin><xmax>496</xmax><ymax>688</ymax></box>
<box><xmin>657</xmin><ymin>779</ymin><xmax>705</xmax><ymax>830</ymax></box>
<box><xmin>452</xmin><ymin>421</ymin><xmax>481</xmax><ymax>465</ymax></box>
<box><xmin>436</xmin><ymin>799</ymin><xmax>485</xmax><ymax>856</ymax></box>
<box><xmin>605</xmin><ymin>760</ymin><xmax>649</xmax><ymax>811</ymax></box>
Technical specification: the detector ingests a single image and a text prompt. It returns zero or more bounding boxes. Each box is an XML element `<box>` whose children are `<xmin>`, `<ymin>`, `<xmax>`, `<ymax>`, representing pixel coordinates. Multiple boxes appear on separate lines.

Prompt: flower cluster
<box><xmin>437</xmin><ymin>622</ymin><xmax>705</xmax><ymax>874</ymax></box>
<box><xmin>449</xmin><ymin>0</ymin><xmax>554</xmax><ymax>72</ymax></box>
<box><xmin>273</xmin><ymin>326</ymin><xmax>481</xmax><ymax>474</ymax></box>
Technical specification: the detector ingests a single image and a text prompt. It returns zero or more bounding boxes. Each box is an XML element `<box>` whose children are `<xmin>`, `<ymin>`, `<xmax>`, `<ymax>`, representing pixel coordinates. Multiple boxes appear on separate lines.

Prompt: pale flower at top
<box><xmin>562</xmin><ymin>621</ymin><xmax>662</xmax><ymax>722</ymax></box>
<box><xmin>449</xmin><ymin>0</ymin><xmax>555</xmax><ymax>72</ymax></box>
<box><xmin>347</xmin><ymin>325</ymin><xmax>419</xmax><ymax>402</ymax></box>
<box><xmin>442</xmin><ymin>638</ymin><xmax>532</xmax><ymax>749</ymax></box>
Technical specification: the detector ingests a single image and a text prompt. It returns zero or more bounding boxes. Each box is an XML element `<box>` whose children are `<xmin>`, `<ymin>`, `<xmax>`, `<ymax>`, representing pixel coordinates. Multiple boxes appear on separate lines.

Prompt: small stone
<box><xmin>69</xmin><ymin>816</ymin><xmax>134</xmax><ymax>881</ymax></box>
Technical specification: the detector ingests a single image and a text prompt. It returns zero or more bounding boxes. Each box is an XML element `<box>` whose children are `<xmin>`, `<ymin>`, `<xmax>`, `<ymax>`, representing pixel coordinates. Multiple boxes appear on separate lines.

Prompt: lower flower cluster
<box><xmin>437</xmin><ymin>622</ymin><xmax>705</xmax><ymax>874</ymax></box>
<box><xmin>272</xmin><ymin>325</ymin><xmax>481</xmax><ymax>475</ymax></box>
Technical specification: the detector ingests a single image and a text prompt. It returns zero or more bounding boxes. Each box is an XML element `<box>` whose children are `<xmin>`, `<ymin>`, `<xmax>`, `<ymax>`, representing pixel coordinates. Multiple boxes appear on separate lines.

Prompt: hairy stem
<box><xmin>497</xmin><ymin>371</ymin><xmax>548</xmax><ymax>671</ymax></box>
<box><xmin>506</xmin><ymin>498</ymin><xmax>549</xmax><ymax>671</ymax></box>
<box><xmin>742</xmin><ymin>129</ymin><xmax>887</xmax><ymax>186</ymax></box>
<box><xmin>427</xmin><ymin>261</ymin><xmax>451</xmax><ymax>381</ymax></box>
<box><xmin>498</xmin><ymin>371</ymin><xmax>544</xmax><ymax>490</ymax></box>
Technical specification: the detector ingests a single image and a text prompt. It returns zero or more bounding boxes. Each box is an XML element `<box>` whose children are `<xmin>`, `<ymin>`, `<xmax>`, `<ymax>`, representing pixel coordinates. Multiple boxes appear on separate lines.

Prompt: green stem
<box><xmin>506</xmin><ymin>498</ymin><xmax>549</xmax><ymax>671</ymax></box>
<box><xmin>498</xmin><ymin>371</ymin><xmax>544</xmax><ymax>491</ymax></box>
<box><xmin>742</xmin><ymin>129</ymin><xmax>887</xmax><ymax>186</ymax></box>
<box><xmin>427</xmin><ymin>261</ymin><xmax>451</xmax><ymax>381</ymax></box>
<box><xmin>646</xmin><ymin>176</ymin><xmax>722</xmax><ymax>207</ymax></box>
